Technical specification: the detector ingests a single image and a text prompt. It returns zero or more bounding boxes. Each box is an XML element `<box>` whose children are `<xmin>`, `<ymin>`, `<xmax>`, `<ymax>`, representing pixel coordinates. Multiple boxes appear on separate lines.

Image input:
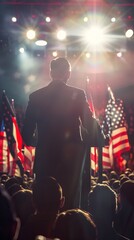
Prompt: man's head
<box><xmin>50</xmin><ymin>57</ymin><xmax>71</xmax><ymax>83</ymax></box>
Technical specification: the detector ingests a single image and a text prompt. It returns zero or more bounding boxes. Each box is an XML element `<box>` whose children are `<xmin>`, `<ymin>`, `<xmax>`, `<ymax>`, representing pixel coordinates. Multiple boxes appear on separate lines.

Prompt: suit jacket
<box><xmin>22</xmin><ymin>80</ymin><xmax>104</xmax><ymax>209</ymax></box>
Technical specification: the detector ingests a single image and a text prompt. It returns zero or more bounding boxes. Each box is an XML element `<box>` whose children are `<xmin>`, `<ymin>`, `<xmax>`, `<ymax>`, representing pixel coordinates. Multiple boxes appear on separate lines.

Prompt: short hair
<box><xmin>120</xmin><ymin>180</ymin><xmax>134</xmax><ymax>206</ymax></box>
<box><xmin>50</xmin><ymin>57</ymin><xmax>71</xmax><ymax>73</ymax></box>
<box><xmin>33</xmin><ymin>176</ymin><xmax>63</xmax><ymax>212</ymax></box>
<box><xmin>53</xmin><ymin>209</ymin><xmax>96</xmax><ymax>240</ymax></box>
<box><xmin>88</xmin><ymin>184</ymin><xmax>117</xmax><ymax>222</ymax></box>
<box><xmin>12</xmin><ymin>189</ymin><xmax>34</xmax><ymax>224</ymax></box>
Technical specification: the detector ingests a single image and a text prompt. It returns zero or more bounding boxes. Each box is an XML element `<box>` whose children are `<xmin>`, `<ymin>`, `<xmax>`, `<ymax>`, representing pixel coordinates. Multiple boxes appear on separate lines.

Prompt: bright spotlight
<box><xmin>12</xmin><ymin>17</ymin><xmax>17</xmax><ymax>22</ymax></box>
<box><xmin>111</xmin><ymin>17</ymin><xmax>116</xmax><ymax>23</ymax></box>
<box><xmin>46</xmin><ymin>17</ymin><xmax>51</xmax><ymax>22</ymax></box>
<box><xmin>83</xmin><ymin>26</ymin><xmax>106</xmax><ymax>47</ymax></box>
<box><xmin>83</xmin><ymin>17</ymin><xmax>88</xmax><ymax>22</ymax></box>
<box><xmin>35</xmin><ymin>40</ymin><xmax>47</xmax><ymax>46</ymax></box>
<box><xmin>86</xmin><ymin>77</ymin><xmax>90</xmax><ymax>83</ymax></box>
<box><xmin>52</xmin><ymin>51</ymin><xmax>58</xmax><ymax>57</ymax></box>
<box><xmin>85</xmin><ymin>52</ymin><xmax>91</xmax><ymax>58</ymax></box>
<box><xmin>57</xmin><ymin>29</ymin><xmax>66</xmax><ymax>41</ymax></box>
<box><xmin>26</xmin><ymin>29</ymin><xmax>36</xmax><ymax>40</ymax></box>
<box><xmin>19</xmin><ymin>47</ymin><xmax>25</xmax><ymax>53</ymax></box>
<box><xmin>125</xmin><ymin>29</ymin><xmax>134</xmax><ymax>38</ymax></box>
<box><xmin>117</xmin><ymin>52</ymin><xmax>122</xmax><ymax>58</ymax></box>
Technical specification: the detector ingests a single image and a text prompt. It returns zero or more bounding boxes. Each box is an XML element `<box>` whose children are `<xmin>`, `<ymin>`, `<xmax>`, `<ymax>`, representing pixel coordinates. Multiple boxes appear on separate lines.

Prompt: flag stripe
<box><xmin>91</xmin><ymin>146</ymin><xmax>112</xmax><ymax>171</ymax></box>
<box><xmin>112</xmin><ymin>127</ymin><xmax>128</xmax><ymax>139</ymax></box>
<box><xmin>23</xmin><ymin>145</ymin><xmax>35</xmax><ymax>172</ymax></box>
<box><xmin>0</xmin><ymin>131</ymin><xmax>7</xmax><ymax>172</ymax></box>
<box><xmin>113</xmin><ymin>139</ymin><xmax>130</xmax><ymax>150</ymax></box>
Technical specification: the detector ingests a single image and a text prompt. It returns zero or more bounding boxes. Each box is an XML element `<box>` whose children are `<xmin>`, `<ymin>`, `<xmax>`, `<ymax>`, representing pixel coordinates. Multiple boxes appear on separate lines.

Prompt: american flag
<box><xmin>90</xmin><ymin>97</ymin><xmax>130</xmax><ymax>172</ymax></box>
<box><xmin>0</xmin><ymin>91</ymin><xmax>24</xmax><ymax>175</ymax></box>
<box><xmin>0</xmin><ymin>120</ymin><xmax>14</xmax><ymax>175</ymax></box>
<box><xmin>23</xmin><ymin>145</ymin><xmax>35</xmax><ymax>174</ymax></box>
<box><xmin>102</xmin><ymin>98</ymin><xmax>130</xmax><ymax>155</ymax></box>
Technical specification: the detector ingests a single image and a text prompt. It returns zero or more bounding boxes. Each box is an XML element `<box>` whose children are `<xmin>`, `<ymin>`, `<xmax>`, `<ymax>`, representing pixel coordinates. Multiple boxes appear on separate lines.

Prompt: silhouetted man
<box><xmin>22</xmin><ymin>57</ymin><xmax>103</xmax><ymax>210</ymax></box>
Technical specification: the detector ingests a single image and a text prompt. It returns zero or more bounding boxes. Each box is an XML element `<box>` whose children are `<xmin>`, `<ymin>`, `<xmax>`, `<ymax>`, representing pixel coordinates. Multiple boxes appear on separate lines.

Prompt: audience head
<box><xmin>119</xmin><ymin>180</ymin><xmax>134</xmax><ymax>207</ymax></box>
<box><xmin>4</xmin><ymin>176</ymin><xmax>19</xmax><ymax>191</ymax></box>
<box><xmin>33</xmin><ymin>176</ymin><xmax>65</xmax><ymax>213</ymax></box>
<box><xmin>0</xmin><ymin>173</ymin><xmax>9</xmax><ymax>184</ymax></box>
<box><xmin>12</xmin><ymin>189</ymin><xmax>35</xmax><ymax>224</ymax></box>
<box><xmin>109</xmin><ymin>170</ymin><xmax>118</xmax><ymax>180</ymax></box>
<box><xmin>7</xmin><ymin>183</ymin><xmax>23</xmax><ymax>197</ymax></box>
<box><xmin>0</xmin><ymin>186</ymin><xmax>20</xmax><ymax>240</ymax></box>
<box><xmin>50</xmin><ymin>57</ymin><xmax>71</xmax><ymax>83</ymax></box>
<box><xmin>128</xmin><ymin>173</ymin><xmax>134</xmax><ymax>180</ymax></box>
<box><xmin>53</xmin><ymin>208</ymin><xmax>96</xmax><ymax>240</ymax></box>
<box><xmin>112</xmin><ymin>180</ymin><xmax>120</xmax><ymax>194</ymax></box>
<box><xmin>88</xmin><ymin>183</ymin><xmax>117</xmax><ymax>223</ymax></box>
<box><xmin>120</xmin><ymin>176</ymin><xmax>129</xmax><ymax>186</ymax></box>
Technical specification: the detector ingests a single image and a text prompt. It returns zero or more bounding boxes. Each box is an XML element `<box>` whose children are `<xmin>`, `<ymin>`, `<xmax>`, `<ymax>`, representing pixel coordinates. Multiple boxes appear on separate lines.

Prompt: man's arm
<box><xmin>80</xmin><ymin>90</ymin><xmax>105</xmax><ymax>147</ymax></box>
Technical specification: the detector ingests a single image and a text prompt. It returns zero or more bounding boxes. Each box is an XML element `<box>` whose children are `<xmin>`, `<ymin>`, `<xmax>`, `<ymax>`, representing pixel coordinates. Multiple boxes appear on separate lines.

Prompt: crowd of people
<box><xmin>0</xmin><ymin>168</ymin><xmax>134</xmax><ymax>240</ymax></box>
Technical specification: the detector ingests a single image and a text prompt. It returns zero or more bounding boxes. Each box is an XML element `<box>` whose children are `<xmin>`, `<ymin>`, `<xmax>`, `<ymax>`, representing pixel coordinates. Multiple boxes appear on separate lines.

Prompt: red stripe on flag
<box><xmin>113</xmin><ymin>139</ymin><xmax>130</xmax><ymax>150</ymax></box>
<box><xmin>23</xmin><ymin>145</ymin><xmax>35</xmax><ymax>173</ymax></box>
<box><xmin>111</xmin><ymin>127</ymin><xmax>130</xmax><ymax>157</ymax></box>
<box><xmin>112</xmin><ymin>130</ymin><xmax>129</xmax><ymax>140</ymax></box>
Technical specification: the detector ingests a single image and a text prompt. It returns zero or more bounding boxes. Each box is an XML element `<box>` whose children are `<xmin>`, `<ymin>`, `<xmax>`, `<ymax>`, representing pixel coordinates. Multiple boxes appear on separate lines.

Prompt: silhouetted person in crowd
<box><xmin>88</xmin><ymin>183</ymin><xmax>129</xmax><ymax>240</ymax></box>
<box><xmin>22</xmin><ymin>57</ymin><xmax>104</xmax><ymax>210</ymax></box>
<box><xmin>53</xmin><ymin>208</ymin><xmax>96</xmax><ymax>240</ymax></box>
<box><xmin>115</xmin><ymin>180</ymin><xmax>134</xmax><ymax>240</ymax></box>
<box><xmin>12</xmin><ymin>189</ymin><xmax>35</xmax><ymax>239</ymax></box>
<box><xmin>20</xmin><ymin>176</ymin><xmax>64</xmax><ymax>240</ymax></box>
<box><xmin>0</xmin><ymin>186</ymin><xmax>20</xmax><ymax>240</ymax></box>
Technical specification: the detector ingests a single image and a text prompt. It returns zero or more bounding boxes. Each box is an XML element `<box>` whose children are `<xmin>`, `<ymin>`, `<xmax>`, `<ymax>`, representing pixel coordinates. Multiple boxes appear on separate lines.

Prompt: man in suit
<box><xmin>22</xmin><ymin>57</ymin><xmax>104</xmax><ymax>210</ymax></box>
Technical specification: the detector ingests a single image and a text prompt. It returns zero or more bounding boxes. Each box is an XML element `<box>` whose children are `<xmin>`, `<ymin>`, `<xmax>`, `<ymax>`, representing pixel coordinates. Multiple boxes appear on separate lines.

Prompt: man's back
<box><xmin>23</xmin><ymin>80</ymin><xmax>92</xmax><ymax>146</ymax></box>
<box><xmin>22</xmin><ymin>57</ymin><xmax>103</xmax><ymax>210</ymax></box>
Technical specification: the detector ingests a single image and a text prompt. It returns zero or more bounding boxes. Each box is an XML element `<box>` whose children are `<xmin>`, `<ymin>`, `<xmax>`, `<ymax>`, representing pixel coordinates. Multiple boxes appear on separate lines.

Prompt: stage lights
<box><xmin>35</xmin><ymin>40</ymin><xmax>47</xmax><ymax>46</ymax></box>
<box><xmin>11</xmin><ymin>17</ymin><xmax>17</xmax><ymax>23</ymax></box>
<box><xmin>26</xmin><ymin>29</ymin><xmax>36</xmax><ymax>40</ymax></box>
<box><xmin>45</xmin><ymin>17</ymin><xmax>51</xmax><ymax>23</ymax></box>
<box><xmin>52</xmin><ymin>51</ymin><xmax>58</xmax><ymax>57</ymax></box>
<box><xmin>83</xmin><ymin>17</ymin><xmax>88</xmax><ymax>22</ymax></box>
<box><xmin>19</xmin><ymin>47</ymin><xmax>25</xmax><ymax>53</ymax></box>
<box><xmin>125</xmin><ymin>29</ymin><xmax>134</xmax><ymax>38</ymax></box>
<box><xmin>85</xmin><ymin>52</ymin><xmax>91</xmax><ymax>58</ymax></box>
<box><xmin>57</xmin><ymin>29</ymin><xmax>67</xmax><ymax>41</ymax></box>
<box><xmin>111</xmin><ymin>17</ymin><xmax>116</xmax><ymax>23</ymax></box>
<box><xmin>83</xmin><ymin>26</ymin><xmax>107</xmax><ymax>47</ymax></box>
<box><xmin>116</xmin><ymin>52</ymin><xmax>122</xmax><ymax>58</ymax></box>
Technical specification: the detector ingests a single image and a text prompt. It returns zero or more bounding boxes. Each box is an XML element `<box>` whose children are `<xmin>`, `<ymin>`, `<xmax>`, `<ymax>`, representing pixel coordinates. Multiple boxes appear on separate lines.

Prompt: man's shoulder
<box><xmin>66</xmin><ymin>84</ymin><xmax>85</xmax><ymax>94</ymax></box>
<box><xmin>30</xmin><ymin>86</ymin><xmax>49</xmax><ymax>98</ymax></box>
